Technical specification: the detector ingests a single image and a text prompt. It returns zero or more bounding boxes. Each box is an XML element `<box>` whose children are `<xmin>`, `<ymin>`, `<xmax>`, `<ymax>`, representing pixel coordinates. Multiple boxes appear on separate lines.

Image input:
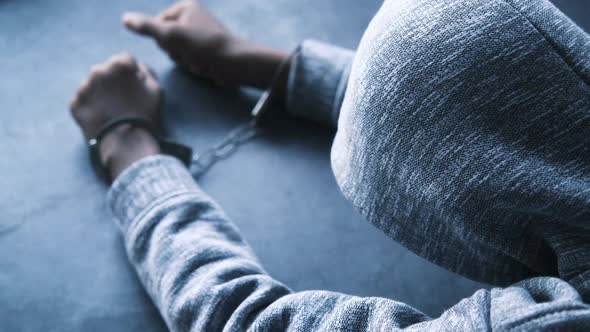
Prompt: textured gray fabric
<box><xmin>333</xmin><ymin>0</ymin><xmax>590</xmax><ymax>291</ymax></box>
<box><xmin>107</xmin><ymin>0</ymin><xmax>590</xmax><ymax>330</ymax></box>
<box><xmin>109</xmin><ymin>157</ymin><xmax>589</xmax><ymax>331</ymax></box>
<box><xmin>287</xmin><ymin>40</ymin><xmax>355</xmax><ymax>126</ymax></box>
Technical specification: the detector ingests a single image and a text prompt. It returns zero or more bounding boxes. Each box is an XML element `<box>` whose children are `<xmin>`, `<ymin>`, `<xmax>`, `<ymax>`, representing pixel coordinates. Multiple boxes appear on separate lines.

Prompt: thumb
<box><xmin>123</xmin><ymin>12</ymin><xmax>167</xmax><ymax>38</ymax></box>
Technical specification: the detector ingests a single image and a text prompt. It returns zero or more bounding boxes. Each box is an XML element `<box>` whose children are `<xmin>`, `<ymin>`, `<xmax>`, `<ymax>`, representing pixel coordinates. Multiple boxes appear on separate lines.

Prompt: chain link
<box><xmin>190</xmin><ymin>48</ymin><xmax>299</xmax><ymax>178</ymax></box>
<box><xmin>191</xmin><ymin>119</ymin><xmax>259</xmax><ymax>177</ymax></box>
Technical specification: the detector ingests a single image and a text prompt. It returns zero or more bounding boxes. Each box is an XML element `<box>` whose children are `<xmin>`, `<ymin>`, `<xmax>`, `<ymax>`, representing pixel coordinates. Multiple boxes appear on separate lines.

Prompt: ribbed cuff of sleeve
<box><xmin>287</xmin><ymin>39</ymin><xmax>355</xmax><ymax>127</ymax></box>
<box><xmin>107</xmin><ymin>155</ymin><xmax>202</xmax><ymax>232</ymax></box>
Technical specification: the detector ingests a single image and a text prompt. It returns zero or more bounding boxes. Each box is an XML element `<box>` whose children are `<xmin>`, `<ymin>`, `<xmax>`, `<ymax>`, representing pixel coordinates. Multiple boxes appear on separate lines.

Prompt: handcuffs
<box><xmin>88</xmin><ymin>117</ymin><xmax>193</xmax><ymax>182</ymax></box>
<box><xmin>88</xmin><ymin>49</ymin><xmax>298</xmax><ymax>182</ymax></box>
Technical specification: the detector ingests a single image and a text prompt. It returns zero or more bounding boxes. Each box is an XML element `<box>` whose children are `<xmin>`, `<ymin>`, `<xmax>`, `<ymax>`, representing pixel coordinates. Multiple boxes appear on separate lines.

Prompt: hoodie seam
<box><xmin>501</xmin><ymin>0</ymin><xmax>590</xmax><ymax>91</ymax></box>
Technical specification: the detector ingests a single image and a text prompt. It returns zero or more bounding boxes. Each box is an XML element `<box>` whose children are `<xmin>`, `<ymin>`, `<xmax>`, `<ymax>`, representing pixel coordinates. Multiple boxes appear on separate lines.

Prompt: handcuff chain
<box><xmin>189</xmin><ymin>48</ymin><xmax>299</xmax><ymax>178</ymax></box>
<box><xmin>191</xmin><ymin>119</ymin><xmax>259</xmax><ymax>178</ymax></box>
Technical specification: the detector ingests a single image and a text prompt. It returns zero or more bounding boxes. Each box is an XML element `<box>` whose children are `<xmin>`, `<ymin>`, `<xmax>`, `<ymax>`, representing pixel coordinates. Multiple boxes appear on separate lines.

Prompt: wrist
<box><xmin>223</xmin><ymin>38</ymin><xmax>290</xmax><ymax>89</ymax></box>
<box><xmin>99</xmin><ymin>125</ymin><xmax>161</xmax><ymax>181</ymax></box>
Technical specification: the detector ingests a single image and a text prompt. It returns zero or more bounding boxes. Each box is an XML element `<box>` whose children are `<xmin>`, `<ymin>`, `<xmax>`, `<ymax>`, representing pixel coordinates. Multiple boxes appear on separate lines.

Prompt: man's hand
<box><xmin>123</xmin><ymin>0</ymin><xmax>289</xmax><ymax>90</ymax></box>
<box><xmin>70</xmin><ymin>53</ymin><xmax>162</xmax><ymax>180</ymax></box>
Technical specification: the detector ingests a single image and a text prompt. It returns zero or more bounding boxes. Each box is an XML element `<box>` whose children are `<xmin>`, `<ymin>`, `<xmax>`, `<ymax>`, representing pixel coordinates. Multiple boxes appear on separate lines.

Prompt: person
<box><xmin>69</xmin><ymin>0</ymin><xmax>590</xmax><ymax>330</ymax></box>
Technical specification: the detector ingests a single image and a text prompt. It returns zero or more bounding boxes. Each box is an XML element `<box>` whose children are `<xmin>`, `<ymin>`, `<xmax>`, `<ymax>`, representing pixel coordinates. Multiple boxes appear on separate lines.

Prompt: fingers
<box><xmin>108</xmin><ymin>52</ymin><xmax>138</xmax><ymax>72</ymax></box>
<box><xmin>72</xmin><ymin>53</ymin><xmax>140</xmax><ymax>109</ymax></box>
<box><xmin>159</xmin><ymin>0</ymin><xmax>190</xmax><ymax>21</ymax></box>
<box><xmin>89</xmin><ymin>63</ymin><xmax>108</xmax><ymax>77</ymax></box>
<box><xmin>137</xmin><ymin>62</ymin><xmax>161</xmax><ymax>93</ymax></box>
<box><xmin>89</xmin><ymin>53</ymin><xmax>137</xmax><ymax>79</ymax></box>
<box><xmin>122</xmin><ymin>12</ymin><xmax>169</xmax><ymax>39</ymax></box>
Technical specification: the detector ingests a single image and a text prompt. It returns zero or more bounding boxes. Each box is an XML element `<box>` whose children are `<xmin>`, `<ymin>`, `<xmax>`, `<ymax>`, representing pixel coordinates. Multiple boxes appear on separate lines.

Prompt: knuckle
<box><xmin>112</xmin><ymin>62</ymin><xmax>134</xmax><ymax>74</ymax></box>
<box><xmin>89</xmin><ymin>64</ymin><xmax>106</xmax><ymax>77</ymax></box>
<box><xmin>79</xmin><ymin>80</ymin><xmax>90</xmax><ymax>92</ymax></box>
<box><xmin>110</xmin><ymin>61</ymin><xmax>136</xmax><ymax>74</ymax></box>
<box><xmin>119</xmin><ymin>52</ymin><xmax>134</xmax><ymax>61</ymax></box>
<box><xmin>111</xmin><ymin>52</ymin><xmax>136</xmax><ymax>66</ymax></box>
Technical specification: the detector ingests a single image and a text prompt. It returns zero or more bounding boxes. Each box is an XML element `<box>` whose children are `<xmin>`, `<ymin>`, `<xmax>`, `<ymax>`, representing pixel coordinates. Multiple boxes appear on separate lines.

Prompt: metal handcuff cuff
<box><xmin>88</xmin><ymin>49</ymin><xmax>299</xmax><ymax>182</ymax></box>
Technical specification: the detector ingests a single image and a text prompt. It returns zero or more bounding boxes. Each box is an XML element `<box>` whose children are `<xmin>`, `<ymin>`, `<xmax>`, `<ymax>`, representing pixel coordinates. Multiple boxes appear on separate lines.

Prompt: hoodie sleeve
<box><xmin>286</xmin><ymin>40</ymin><xmax>355</xmax><ymax>127</ymax></box>
<box><xmin>107</xmin><ymin>155</ymin><xmax>590</xmax><ymax>331</ymax></box>
<box><xmin>106</xmin><ymin>155</ymin><xmax>433</xmax><ymax>331</ymax></box>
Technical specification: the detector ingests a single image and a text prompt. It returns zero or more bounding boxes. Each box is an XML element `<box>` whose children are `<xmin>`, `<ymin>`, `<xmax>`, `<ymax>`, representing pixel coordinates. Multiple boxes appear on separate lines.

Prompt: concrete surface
<box><xmin>0</xmin><ymin>0</ymin><xmax>588</xmax><ymax>331</ymax></box>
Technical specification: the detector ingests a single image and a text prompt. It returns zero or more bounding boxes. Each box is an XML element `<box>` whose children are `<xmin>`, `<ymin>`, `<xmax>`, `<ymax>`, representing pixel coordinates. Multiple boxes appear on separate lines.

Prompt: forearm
<box><xmin>108</xmin><ymin>156</ymin><xmax>292</xmax><ymax>331</ymax></box>
<box><xmin>107</xmin><ymin>156</ymin><xmax>431</xmax><ymax>332</ymax></box>
<box><xmin>227</xmin><ymin>39</ymin><xmax>290</xmax><ymax>95</ymax></box>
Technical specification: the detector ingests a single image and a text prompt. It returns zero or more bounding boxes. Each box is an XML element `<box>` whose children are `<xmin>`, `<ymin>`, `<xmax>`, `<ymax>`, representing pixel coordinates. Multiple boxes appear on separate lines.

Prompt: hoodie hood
<box><xmin>331</xmin><ymin>0</ymin><xmax>590</xmax><ymax>296</ymax></box>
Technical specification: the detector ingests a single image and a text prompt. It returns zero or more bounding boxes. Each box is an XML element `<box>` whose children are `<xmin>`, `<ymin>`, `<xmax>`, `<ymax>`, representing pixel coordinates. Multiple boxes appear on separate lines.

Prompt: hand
<box><xmin>70</xmin><ymin>53</ymin><xmax>162</xmax><ymax>180</ymax></box>
<box><xmin>122</xmin><ymin>0</ymin><xmax>289</xmax><ymax>90</ymax></box>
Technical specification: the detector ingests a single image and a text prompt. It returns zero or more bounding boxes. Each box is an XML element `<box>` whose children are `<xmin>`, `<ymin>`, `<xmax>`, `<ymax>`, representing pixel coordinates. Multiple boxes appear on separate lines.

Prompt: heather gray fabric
<box><xmin>107</xmin><ymin>0</ymin><xmax>590</xmax><ymax>330</ymax></box>
<box><xmin>109</xmin><ymin>156</ymin><xmax>590</xmax><ymax>331</ymax></box>
<box><xmin>287</xmin><ymin>41</ymin><xmax>355</xmax><ymax>126</ymax></box>
<box><xmin>330</xmin><ymin>0</ymin><xmax>590</xmax><ymax>292</ymax></box>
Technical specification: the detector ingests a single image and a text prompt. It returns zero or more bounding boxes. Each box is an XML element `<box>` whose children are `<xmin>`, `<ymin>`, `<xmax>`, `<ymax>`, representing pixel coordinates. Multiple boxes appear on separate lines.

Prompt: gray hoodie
<box><xmin>108</xmin><ymin>0</ymin><xmax>590</xmax><ymax>330</ymax></box>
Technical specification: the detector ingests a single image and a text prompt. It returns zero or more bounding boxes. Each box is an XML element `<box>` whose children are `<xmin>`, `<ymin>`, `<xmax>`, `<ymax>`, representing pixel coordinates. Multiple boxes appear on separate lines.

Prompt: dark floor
<box><xmin>0</xmin><ymin>1</ymin><xmax>589</xmax><ymax>331</ymax></box>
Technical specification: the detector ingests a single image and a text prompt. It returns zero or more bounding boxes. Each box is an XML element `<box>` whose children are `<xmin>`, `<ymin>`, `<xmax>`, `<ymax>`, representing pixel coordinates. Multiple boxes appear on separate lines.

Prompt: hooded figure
<box><xmin>104</xmin><ymin>0</ymin><xmax>590</xmax><ymax>330</ymax></box>
<box><xmin>290</xmin><ymin>0</ymin><xmax>590</xmax><ymax>295</ymax></box>
<box><xmin>336</xmin><ymin>0</ymin><xmax>590</xmax><ymax>291</ymax></box>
